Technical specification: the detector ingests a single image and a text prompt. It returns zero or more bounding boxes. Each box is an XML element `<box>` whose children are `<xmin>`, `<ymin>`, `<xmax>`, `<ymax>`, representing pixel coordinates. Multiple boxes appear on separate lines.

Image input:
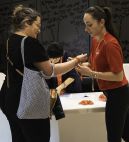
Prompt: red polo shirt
<box><xmin>89</xmin><ymin>32</ymin><xmax>128</xmax><ymax>90</ymax></box>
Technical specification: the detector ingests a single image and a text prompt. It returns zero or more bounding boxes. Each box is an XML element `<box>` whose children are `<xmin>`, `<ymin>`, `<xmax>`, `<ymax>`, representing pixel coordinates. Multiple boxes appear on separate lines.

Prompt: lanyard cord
<box><xmin>91</xmin><ymin>40</ymin><xmax>103</xmax><ymax>91</ymax></box>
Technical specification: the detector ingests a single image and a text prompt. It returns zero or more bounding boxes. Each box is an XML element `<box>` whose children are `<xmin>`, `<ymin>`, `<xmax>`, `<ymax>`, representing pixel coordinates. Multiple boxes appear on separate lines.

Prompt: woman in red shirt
<box><xmin>77</xmin><ymin>6</ymin><xmax>129</xmax><ymax>142</ymax></box>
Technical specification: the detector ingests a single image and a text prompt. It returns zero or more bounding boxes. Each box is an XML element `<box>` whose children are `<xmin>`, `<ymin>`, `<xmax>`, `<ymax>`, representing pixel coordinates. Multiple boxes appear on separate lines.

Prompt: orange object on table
<box><xmin>99</xmin><ymin>94</ymin><xmax>107</xmax><ymax>102</ymax></box>
<box><xmin>79</xmin><ymin>100</ymin><xmax>94</xmax><ymax>105</ymax></box>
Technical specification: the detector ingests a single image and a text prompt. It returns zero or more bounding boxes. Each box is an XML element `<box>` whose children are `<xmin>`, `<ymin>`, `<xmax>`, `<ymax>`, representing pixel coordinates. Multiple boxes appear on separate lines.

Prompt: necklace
<box><xmin>91</xmin><ymin>39</ymin><xmax>104</xmax><ymax>91</ymax></box>
<box><xmin>91</xmin><ymin>32</ymin><xmax>107</xmax><ymax>91</ymax></box>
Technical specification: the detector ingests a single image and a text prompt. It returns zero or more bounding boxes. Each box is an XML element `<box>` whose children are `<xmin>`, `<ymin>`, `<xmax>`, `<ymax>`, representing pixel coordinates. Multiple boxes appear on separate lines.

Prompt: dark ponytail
<box><xmin>85</xmin><ymin>6</ymin><xmax>119</xmax><ymax>41</ymax></box>
<box><xmin>103</xmin><ymin>7</ymin><xmax>119</xmax><ymax>41</ymax></box>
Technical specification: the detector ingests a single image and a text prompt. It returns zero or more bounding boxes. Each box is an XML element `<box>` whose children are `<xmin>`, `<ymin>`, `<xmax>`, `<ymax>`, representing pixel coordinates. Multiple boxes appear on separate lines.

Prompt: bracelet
<box><xmin>91</xmin><ymin>71</ymin><xmax>98</xmax><ymax>78</ymax></box>
<box><xmin>94</xmin><ymin>72</ymin><xmax>97</xmax><ymax>78</ymax></box>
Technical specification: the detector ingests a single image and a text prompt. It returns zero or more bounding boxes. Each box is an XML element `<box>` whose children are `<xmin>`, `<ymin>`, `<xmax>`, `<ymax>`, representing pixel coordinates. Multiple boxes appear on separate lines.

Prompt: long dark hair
<box><xmin>85</xmin><ymin>6</ymin><xmax>119</xmax><ymax>41</ymax></box>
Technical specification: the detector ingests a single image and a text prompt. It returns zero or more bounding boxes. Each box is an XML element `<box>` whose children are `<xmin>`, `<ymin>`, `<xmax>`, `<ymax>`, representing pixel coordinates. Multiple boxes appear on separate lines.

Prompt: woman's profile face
<box><xmin>83</xmin><ymin>13</ymin><xmax>104</xmax><ymax>37</ymax></box>
<box><xmin>26</xmin><ymin>16</ymin><xmax>41</xmax><ymax>38</ymax></box>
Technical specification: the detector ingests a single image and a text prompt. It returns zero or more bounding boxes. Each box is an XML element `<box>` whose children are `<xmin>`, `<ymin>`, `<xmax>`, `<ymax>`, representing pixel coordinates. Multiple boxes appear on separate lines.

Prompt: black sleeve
<box><xmin>24</xmin><ymin>37</ymin><xmax>49</xmax><ymax>65</ymax></box>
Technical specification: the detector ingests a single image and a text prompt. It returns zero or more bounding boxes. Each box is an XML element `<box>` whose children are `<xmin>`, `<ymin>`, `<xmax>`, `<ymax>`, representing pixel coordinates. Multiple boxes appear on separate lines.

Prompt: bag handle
<box><xmin>20</xmin><ymin>36</ymin><xmax>28</xmax><ymax>65</ymax></box>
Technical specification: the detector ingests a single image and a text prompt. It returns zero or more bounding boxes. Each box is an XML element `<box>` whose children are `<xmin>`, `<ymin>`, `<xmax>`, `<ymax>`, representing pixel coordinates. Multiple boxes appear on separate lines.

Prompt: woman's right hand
<box><xmin>76</xmin><ymin>64</ymin><xmax>92</xmax><ymax>76</ymax></box>
<box><xmin>81</xmin><ymin>62</ymin><xmax>91</xmax><ymax>67</ymax></box>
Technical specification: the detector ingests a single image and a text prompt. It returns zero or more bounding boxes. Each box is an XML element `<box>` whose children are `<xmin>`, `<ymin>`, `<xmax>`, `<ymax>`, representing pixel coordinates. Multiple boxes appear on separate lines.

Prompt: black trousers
<box><xmin>104</xmin><ymin>84</ymin><xmax>129</xmax><ymax>142</ymax></box>
<box><xmin>5</xmin><ymin>113</ymin><xmax>50</xmax><ymax>142</ymax></box>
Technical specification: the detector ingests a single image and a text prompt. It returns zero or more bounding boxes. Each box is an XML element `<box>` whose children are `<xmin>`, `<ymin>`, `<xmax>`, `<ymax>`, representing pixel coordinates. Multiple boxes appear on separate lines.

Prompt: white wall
<box><xmin>0</xmin><ymin>110</ymin><xmax>12</xmax><ymax>142</ymax></box>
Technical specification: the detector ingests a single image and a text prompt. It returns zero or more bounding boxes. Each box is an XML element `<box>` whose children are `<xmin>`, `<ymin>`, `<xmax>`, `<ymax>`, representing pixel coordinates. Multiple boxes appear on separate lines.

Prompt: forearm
<box><xmin>34</xmin><ymin>54</ymin><xmax>87</xmax><ymax>77</ymax></box>
<box><xmin>54</xmin><ymin>59</ymin><xmax>78</xmax><ymax>75</ymax></box>
<box><xmin>34</xmin><ymin>59</ymin><xmax>77</xmax><ymax>77</ymax></box>
<box><xmin>91</xmin><ymin>70</ymin><xmax>123</xmax><ymax>81</ymax></box>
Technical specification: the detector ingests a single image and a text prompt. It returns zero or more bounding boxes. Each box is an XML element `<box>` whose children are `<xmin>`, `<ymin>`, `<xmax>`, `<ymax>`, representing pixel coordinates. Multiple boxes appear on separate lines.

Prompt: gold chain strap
<box><xmin>6</xmin><ymin>39</ymin><xmax>23</xmax><ymax>88</ymax></box>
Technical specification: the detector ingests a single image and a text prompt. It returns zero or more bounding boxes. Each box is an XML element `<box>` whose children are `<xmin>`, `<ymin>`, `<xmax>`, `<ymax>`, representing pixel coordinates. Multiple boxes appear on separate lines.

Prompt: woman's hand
<box><xmin>76</xmin><ymin>64</ymin><xmax>92</xmax><ymax>76</ymax></box>
<box><xmin>81</xmin><ymin>62</ymin><xmax>91</xmax><ymax>67</ymax></box>
<box><xmin>75</xmin><ymin>53</ymin><xmax>88</xmax><ymax>63</ymax></box>
<box><xmin>68</xmin><ymin>54</ymin><xmax>87</xmax><ymax>64</ymax></box>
